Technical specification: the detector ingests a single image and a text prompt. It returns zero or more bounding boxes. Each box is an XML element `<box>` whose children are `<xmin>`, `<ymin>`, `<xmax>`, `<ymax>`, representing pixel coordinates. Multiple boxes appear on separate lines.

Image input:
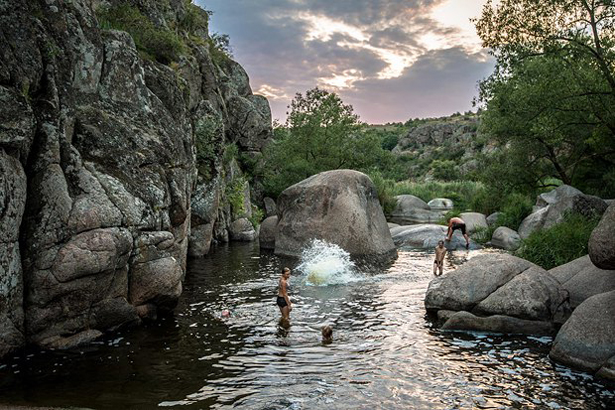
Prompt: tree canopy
<box><xmin>261</xmin><ymin>88</ymin><xmax>387</xmax><ymax>196</ymax></box>
<box><xmin>475</xmin><ymin>0</ymin><xmax>615</xmax><ymax>196</ymax></box>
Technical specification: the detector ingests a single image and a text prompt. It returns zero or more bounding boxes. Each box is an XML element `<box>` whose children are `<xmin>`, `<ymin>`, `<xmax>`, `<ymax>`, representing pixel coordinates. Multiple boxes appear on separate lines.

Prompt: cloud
<box><xmin>199</xmin><ymin>0</ymin><xmax>494</xmax><ymax>123</ymax></box>
<box><xmin>341</xmin><ymin>47</ymin><xmax>495</xmax><ymax>123</ymax></box>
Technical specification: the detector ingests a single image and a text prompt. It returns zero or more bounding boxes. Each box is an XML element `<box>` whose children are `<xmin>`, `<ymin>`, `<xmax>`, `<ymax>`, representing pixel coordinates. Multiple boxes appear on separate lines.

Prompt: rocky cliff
<box><xmin>392</xmin><ymin>114</ymin><xmax>483</xmax><ymax>180</ymax></box>
<box><xmin>0</xmin><ymin>0</ymin><xmax>271</xmax><ymax>357</ymax></box>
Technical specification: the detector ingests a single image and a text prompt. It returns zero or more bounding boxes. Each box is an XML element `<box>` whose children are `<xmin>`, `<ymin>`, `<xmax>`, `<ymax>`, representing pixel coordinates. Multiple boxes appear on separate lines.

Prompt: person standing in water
<box><xmin>446</xmin><ymin>216</ymin><xmax>470</xmax><ymax>249</ymax></box>
<box><xmin>277</xmin><ymin>267</ymin><xmax>292</xmax><ymax>320</ymax></box>
<box><xmin>433</xmin><ymin>240</ymin><xmax>446</xmax><ymax>276</ymax></box>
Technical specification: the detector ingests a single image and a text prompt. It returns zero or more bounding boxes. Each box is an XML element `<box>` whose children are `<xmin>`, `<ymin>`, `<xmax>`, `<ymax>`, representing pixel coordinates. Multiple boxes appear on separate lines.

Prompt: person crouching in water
<box><xmin>433</xmin><ymin>240</ymin><xmax>446</xmax><ymax>276</ymax></box>
<box><xmin>277</xmin><ymin>267</ymin><xmax>292</xmax><ymax>321</ymax></box>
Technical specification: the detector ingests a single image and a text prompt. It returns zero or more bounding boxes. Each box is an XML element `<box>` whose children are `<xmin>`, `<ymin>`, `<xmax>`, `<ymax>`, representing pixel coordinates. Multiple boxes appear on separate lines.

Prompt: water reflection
<box><xmin>0</xmin><ymin>242</ymin><xmax>614</xmax><ymax>409</ymax></box>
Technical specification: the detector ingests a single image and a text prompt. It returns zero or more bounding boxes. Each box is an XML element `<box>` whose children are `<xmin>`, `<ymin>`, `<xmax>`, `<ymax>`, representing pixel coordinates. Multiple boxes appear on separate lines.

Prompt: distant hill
<box><xmin>385</xmin><ymin>113</ymin><xmax>484</xmax><ymax>181</ymax></box>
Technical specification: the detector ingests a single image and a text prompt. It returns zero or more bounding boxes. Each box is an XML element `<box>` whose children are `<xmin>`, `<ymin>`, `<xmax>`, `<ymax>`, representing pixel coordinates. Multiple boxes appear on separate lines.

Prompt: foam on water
<box><xmin>296</xmin><ymin>239</ymin><xmax>360</xmax><ymax>286</ymax></box>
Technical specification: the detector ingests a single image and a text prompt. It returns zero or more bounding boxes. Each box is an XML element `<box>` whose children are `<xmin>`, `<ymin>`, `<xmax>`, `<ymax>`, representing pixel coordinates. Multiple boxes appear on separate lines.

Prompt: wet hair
<box><xmin>322</xmin><ymin>325</ymin><xmax>333</xmax><ymax>339</ymax></box>
<box><xmin>438</xmin><ymin>240</ymin><xmax>444</xmax><ymax>245</ymax></box>
<box><xmin>282</xmin><ymin>267</ymin><xmax>291</xmax><ymax>274</ymax></box>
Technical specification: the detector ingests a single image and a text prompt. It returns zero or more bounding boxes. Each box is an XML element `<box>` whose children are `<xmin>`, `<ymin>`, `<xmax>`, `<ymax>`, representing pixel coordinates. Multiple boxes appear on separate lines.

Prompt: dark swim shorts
<box><xmin>452</xmin><ymin>222</ymin><xmax>466</xmax><ymax>235</ymax></box>
<box><xmin>276</xmin><ymin>296</ymin><xmax>288</xmax><ymax>308</ymax></box>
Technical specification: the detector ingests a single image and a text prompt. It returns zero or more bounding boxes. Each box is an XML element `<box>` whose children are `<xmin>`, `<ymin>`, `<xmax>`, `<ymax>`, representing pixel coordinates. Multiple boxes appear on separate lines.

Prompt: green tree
<box><xmin>262</xmin><ymin>88</ymin><xmax>385</xmax><ymax>196</ymax></box>
<box><xmin>475</xmin><ymin>0</ymin><xmax>615</xmax><ymax>197</ymax></box>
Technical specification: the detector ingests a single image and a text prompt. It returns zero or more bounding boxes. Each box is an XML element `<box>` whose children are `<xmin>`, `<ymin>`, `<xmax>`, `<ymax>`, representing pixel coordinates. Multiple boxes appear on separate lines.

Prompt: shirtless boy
<box><xmin>446</xmin><ymin>216</ymin><xmax>470</xmax><ymax>249</ymax></box>
<box><xmin>276</xmin><ymin>267</ymin><xmax>292</xmax><ymax>320</ymax></box>
<box><xmin>433</xmin><ymin>240</ymin><xmax>446</xmax><ymax>276</ymax></box>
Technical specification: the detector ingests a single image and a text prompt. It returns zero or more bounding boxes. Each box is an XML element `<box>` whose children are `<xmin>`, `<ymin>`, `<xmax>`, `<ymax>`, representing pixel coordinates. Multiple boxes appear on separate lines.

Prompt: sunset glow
<box><xmin>203</xmin><ymin>0</ymin><xmax>495</xmax><ymax>123</ymax></box>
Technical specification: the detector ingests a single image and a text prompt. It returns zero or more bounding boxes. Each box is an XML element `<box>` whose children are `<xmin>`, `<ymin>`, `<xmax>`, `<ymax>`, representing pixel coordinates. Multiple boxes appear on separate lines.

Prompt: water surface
<box><xmin>1</xmin><ymin>242</ymin><xmax>614</xmax><ymax>409</ymax></box>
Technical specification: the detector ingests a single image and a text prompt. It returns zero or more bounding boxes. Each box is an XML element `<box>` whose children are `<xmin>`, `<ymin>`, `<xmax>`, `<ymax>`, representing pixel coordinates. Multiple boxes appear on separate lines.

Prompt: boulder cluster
<box><xmin>425</xmin><ymin>201</ymin><xmax>615</xmax><ymax>380</ymax></box>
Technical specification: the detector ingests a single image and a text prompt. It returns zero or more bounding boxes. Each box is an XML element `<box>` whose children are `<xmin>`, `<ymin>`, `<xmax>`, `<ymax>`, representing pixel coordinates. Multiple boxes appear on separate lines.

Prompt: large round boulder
<box><xmin>518</xmin><ymin>207</ymin><xmax>549</xmax><ymax>239</ymax></box>
<box><xmin>519</xmin><ymin>190</ymin><xmax>608</xmax><ymax>239</ymax></box>
<box><xmin>425</xmin><ymin>254</ymin><xmax>536</xmax><ymax>312</ymax></box>
<box><xmin>391</xmin><ymin>224</ymin><xmax>472</xmax><ymax>250</ymax></box>
<box><xmin>589</xmin><ymin>203</ymin><xmax>615</xmax><ymax>270</ymax></box>
<box><xmin>549</xmin><ymin>255</ymin><xmax>593</xmax><ymax>284</ymax></box>
<box><xmin>229</xmin><ymin>218</ymin><xmax>257</xmax><ymax>242</ymax></box>
<box><xmin>491</xmin><ymin>226</ymin><xmax>521</xmax><ymax>251</ymax></box>
<box><xmin>536</xmin><ymin>184</ymin><xmax>583</xmax><ymax>207</ymax></box>
<box><xmin>549</xmin><ymin>255</ymin><xmax>615</xmax><ymax>309</ymax></box>
<box><xmin>389</xmin><ymin>195</ymin><xmax>443</xmax><ymax>224</ymax></box>
<box><xmin>275</xmin><ymin>170</ymin><xmax>396</xmax><ymax>259</ymax></box>
<box><xmin>259</xmin><ymin>215</ymin><xmax>278</xmax><ymax>250</ymax></box>
<box><xmin>550</xmin><ymin>290</ymin><xmax>615</xmax><ymax>378</ymax></box>
<box><xmin>486</xmin><ymin>212</ymin><xmax>502</xmax><ymax>227</ymax></box>
<box><xmin>427</xmin><ymin>198</ymin><xmax>453</xmax><ymax>211</ymax></box>
<box><xmin>459</xmin><ymin>212</ymin><xmax>488</xmax><ymax>234</ymax></box>
<box><xmin>425</xmin><ymin>254</ymin><xmax>568</xmax><ymax>335</ymax></box>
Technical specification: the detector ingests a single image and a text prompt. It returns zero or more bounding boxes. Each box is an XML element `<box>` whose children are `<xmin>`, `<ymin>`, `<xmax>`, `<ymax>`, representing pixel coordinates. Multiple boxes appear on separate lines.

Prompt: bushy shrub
<box><xmin>365</xmin><ymin>170</ymin><xmax>397</xmax><ymax>215</ymax></box>
<box><xmin>208</xmin><ymin>32</ymin><xmax>233</xmax><ymax>65</ymax></box>
<box><xmin>248</xmin><ymin>206</ymin><xmax>264</xmax><ymax>229</ymax></box>
<box><xmin>226</xmin><ymin>176</ymin><xmax>248</xmax><ymax>217</ymax></box>
<box><xmin>430</xmin><ymin>159</ymin><xmax>459</xmax><ymax>181</ymax></box>
<box><xmin>179</xmin><ymin>1</ymin><xmax>210</xmax><ymax>33</ymax></box>
<box><xmin>497</xmin><ymin>193</ymin><xmax>533</xmax><ymax>230</ymax></box>
<box><xmin>97</xmin><ymin>4</ymin><xmax>185</xmax><ymax>64</ymax></box>
<box><xmin>515</xmin><ymin>213</ymin><xmax>600</xmax><ymax>270</ymax></box>
<box><xmin>194</xmin><ymin>113</ymin><xmax>224</xmax><ymax>180</ymax></box>
<box><xmin>392</xmin><ymin>180</ymin><xmax>486</xmax><ymax>211</ymax></box>
<box><xmin>471</xmin><ymin>225</ymin><xmax>497</xmax><ymax>244</ymax></box>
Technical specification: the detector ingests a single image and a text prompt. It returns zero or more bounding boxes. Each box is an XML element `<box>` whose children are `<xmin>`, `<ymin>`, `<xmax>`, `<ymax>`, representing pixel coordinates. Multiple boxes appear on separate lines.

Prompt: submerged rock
<box><xmin>275</xmin><ymin>170</ymin><xmax>396</xmax><ymax>260</ymax></box>
<box><xmin>441</xmin><ymin>311</ymin><xmax>555</xmax><ymax>336</ymax></box>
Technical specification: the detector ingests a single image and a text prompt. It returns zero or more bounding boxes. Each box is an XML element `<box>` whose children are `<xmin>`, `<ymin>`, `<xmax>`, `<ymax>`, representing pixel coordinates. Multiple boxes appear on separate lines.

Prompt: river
<box><xmin>1</xmin><ymin>241</ymin><xmax>614</xmax><ymax>409</ymax></box>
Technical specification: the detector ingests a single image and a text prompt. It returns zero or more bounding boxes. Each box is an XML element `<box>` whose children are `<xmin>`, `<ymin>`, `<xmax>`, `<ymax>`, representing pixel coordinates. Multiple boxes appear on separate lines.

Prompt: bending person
<box><xmin>446</xmin><ymin>216</ymin><xmax>470</xmax><ymax>249</ymax></box>
<box><xmin>276</xmin><ymin>267</ymin><xmax>292</xmax><ymax>320</ymax></box>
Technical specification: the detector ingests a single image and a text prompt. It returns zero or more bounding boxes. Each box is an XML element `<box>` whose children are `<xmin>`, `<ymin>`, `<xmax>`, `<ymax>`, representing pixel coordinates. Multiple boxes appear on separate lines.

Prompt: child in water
<box><xmin>433</xmin><ymin>240</ymin><xmax>446</xmax><ymax>276</ymax></box>
<box><xmin>322</xmin><ymin>325</ymin><xmax>333</xmax><ymax>344</ymax></box>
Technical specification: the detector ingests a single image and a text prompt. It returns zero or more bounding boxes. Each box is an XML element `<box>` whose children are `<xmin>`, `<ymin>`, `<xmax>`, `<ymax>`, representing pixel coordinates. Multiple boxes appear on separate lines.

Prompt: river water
<box><xmin>1</xmin><ymin>241</ymin><xmax>614</xmax><ymax>409</ymax></box>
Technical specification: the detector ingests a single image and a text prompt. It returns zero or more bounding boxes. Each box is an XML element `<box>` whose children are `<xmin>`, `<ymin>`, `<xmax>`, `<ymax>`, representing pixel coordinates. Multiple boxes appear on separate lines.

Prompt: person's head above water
<box><xmin>281</xmin><ymin>267</ymin><xmax>291</xmax><ymax>279</ymax></box>
<box><xmin>322</xmin><ymin>325</ymin><xmax>333</xmax><ymax>342</ymax></box>
<box><xmin>438</xmin><ymin>240</ymin><xmax>444</xmax><ymax>247</ymax></box>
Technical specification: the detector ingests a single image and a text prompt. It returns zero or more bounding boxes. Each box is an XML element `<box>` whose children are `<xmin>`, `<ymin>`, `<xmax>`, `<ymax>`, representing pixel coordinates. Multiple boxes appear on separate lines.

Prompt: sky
<box><xmin>198</xmin><ymin>0</ymin><xmax>496</xmax><ymax>124</ymax></box>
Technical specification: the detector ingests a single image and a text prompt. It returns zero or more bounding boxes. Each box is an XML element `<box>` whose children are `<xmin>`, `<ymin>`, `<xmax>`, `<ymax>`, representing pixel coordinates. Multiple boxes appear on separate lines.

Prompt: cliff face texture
<box><xmin>0</xmin><ymin>0</ymin><xmax>271</xmax><ymax>356</ymax></box>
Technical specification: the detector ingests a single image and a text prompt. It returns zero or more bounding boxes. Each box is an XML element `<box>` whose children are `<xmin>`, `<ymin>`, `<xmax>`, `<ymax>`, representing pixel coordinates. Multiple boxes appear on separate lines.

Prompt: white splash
<box><xmin>297</xmin><ymin>239</ymin><xmax>360</xmax><ymax>286</ymax></box>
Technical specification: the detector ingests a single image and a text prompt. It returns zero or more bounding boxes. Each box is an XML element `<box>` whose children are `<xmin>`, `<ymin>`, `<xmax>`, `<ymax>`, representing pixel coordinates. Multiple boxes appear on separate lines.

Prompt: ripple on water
<box><xmin>1</xmin><ymin>242</ymin><xmax>615</xmax><ymax>409</ymax></box>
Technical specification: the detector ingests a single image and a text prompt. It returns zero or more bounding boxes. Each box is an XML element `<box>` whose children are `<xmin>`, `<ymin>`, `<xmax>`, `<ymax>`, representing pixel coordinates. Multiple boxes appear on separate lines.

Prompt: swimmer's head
<box><xmin>438</xmin><ymin>240</ymin><xmax>444</xmax><ymax>246</ymax></box>
<box><xmin>322</xmin><ymin>325</ymin><xmax>333</xmax><ymax>342</ymax></box>
<box><xmin>282</xmin><ymin>267</ymin><xmax>291</xmax><ymax>278</ymax></box>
